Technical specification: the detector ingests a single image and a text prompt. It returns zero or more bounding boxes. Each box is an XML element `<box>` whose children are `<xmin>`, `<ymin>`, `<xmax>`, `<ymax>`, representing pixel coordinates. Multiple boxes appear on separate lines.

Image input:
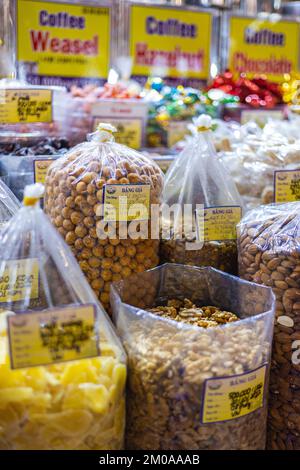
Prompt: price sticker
<box><xmin>93</xmin><ymin>117</ymin><xmax>142</xmax><ymax>149</ymax></box>
<box><xmin>0</xmin><ymin>89</ymin><xmax>52</xmax><ymax>124</ymax></box>
<box><xmin>0</xmin><ymin>259</ymin><xmax>39</xmax><ymax>303</ymax></box>
<box><xmin>33</xmin><ymin>158</ymin><xmax>56</xmax><ymax>184</ymax></box>
<box><xmin>201</xmin><ymin>364</ymin><xmax>267</xmax><ymax>423</ymax></box>
<box><xmin>274</xmin><ymin>169</ymin><xmax>300</xmax><ymax>203</ymax></box>
<box><xmin>196</xmin><ymin>206</ymin><xmax>242</xmax><ymax>242</ymax></box>
<box><xmin>7</xmin><ymin>303</ymin><xmax>99</xmax><ymax>369</ymax></box>
<box><xmin>103</xmin><ymin>184</ymin><xmax>151</xmax><ymax>222</ymax></box>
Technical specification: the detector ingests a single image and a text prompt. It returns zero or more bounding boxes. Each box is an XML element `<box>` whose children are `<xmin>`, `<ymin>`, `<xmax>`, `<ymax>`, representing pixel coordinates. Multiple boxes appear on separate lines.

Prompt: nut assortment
<box><xmin>148</xmin><ymin>298</ymin><xmax>239</xmax><ymax>328</ymax></box>
<box><xmin>237</xmin><ymin>202</ymin><xmax>300</xmax><ymax>450</ymax></box>
<box><xmin>111</xmin><ymin>264</ymin><xmax>275</xmax><ymax>450</ymax></box>
<box><xmin>44</xmin><ymin>127</ymin><xmax>163</xmax><ymax>312</ymax></box>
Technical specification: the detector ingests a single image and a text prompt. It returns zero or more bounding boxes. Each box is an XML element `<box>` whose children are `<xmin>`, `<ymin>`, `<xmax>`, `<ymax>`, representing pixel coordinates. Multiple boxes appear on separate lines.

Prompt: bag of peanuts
<box><xmin>44</xmin><ymin>123</ymin><xmax>163</xmax><ymax>313</ymax></box>
<box><xmin>111</xmin><ymin>263</ymin><xmax>275</xmax><ymax>450</ymax></box>
<box><xmin>0</xmin><ymin>183</ymin><xmax>126</xmax><ymax>450</ymax></box>
<box><xmin>237</xmin><ymin>202</ymin><xmax>300</xmax><ymax>450</ymax></box>
<box><xmin>0</xmin><ymin>178</ymin><xmax>20</xmax><ymax>227</ymax></box>
<box><xmin>160</xmin><ymin>115</ymin><xmax>242</xmax><ymax>275</ymax></box>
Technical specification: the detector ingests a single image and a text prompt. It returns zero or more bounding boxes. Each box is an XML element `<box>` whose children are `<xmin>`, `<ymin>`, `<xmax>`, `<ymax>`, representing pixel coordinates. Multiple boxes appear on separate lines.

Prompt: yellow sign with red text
<box><xmin>130</xmin><ymin>5</ymin><xmax>212</xmax><ymax>80</ymax></box>
<box><xmin>228</xmin><ymin>16</ymin><xmax>300</xmax><ymax>82</ymax></box>
<box><xmin>16</xmin><ymin>0</ymin><xmax>110</xmax><ymax>80</ymax></box>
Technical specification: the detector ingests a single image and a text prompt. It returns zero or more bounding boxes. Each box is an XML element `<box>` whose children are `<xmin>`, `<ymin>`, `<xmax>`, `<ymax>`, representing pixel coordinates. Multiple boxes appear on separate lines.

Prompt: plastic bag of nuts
<box><xmin>237</xmin><ymin>202</ymin><xmax>300</xmax><ymax>450</ymax></box>
<box><xmin>44</xmin><ymin>123</ymin><xmax>163</xmax><ymax>313</ymax></box>
<box><xmin>160</xmin><ymin>115</ymin><xmax>243</xmax><ymax>275</ymax></box>
<box><xmin>111</xmin><ymin>263</ymin><xmax>275</xmax><ymax>450</ymax></box>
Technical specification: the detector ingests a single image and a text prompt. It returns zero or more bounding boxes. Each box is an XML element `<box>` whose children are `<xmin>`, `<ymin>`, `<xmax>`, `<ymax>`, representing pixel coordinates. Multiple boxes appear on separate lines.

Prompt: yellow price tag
<box><xmin>8</xmin><ymin>303</ymin><xmax>99</xmax><ymax>369</ymax></box>
<box><xmin>197</xmin><ymin>206</ymin><xmax>242</xmax><ymax>242</ymax></box>
<box><xmin>34</xmin><ymin>158</ymin><xmax>56</xmax><ymax>184</ymax></box>
<box><xmin>104</xmin><ymin>184</ymin><xmax>151</xmax><ymax>222</ymax></box>
<box><xmin>228</xmin><ymin>16</ymin><xmax>300</xmax><ymax>82</ymax></box>
<box><xmin>274</xmin><ymin>169</ymin><xmax>300</xmax><ymax>203</ymax></box>
<box><xmin>0</xmin><ymin>89</ymin><xmax>52</xmax><ymax>124</ymax></box>
<box><xmin>201</xmin><ymin>364</ymin><xmax>267</xmax><ymax>423</ymax></box>
<box><xmin>0</xmin><ymin>259</ymin><xmax>39</xmax><ymax>303</ymax></box>
<box><xmin>93</xmin><ymin>118</ymin><xmax>142</xmax><ymax>150</ymax></box>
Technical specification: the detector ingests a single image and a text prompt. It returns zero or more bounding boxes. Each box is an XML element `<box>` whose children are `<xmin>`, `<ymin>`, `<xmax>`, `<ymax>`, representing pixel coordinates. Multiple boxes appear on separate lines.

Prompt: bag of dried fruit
<box><xmin>111</xmin><ymin>263</ymin><xmax>275</xmax><ymax>450</ymax></box>
<box><xmin>237</xmin><ymin>202</ymin><xmax>300</xmax><ymax>450</ymax></box>
<box><xmin>0</xmin><ymin>178</ymin><xmax>20</xmax><ymax>226</ymax></box>
<box><xmin>160</xmin><ymin>115</ymin><xmax>242</xmax><ymax>275</ymax></box>
<box><xmin>0</xmin><ymin>184</ymin><xmax>126</xmax><ymax>450</ymax></box>
<box><xmin>44</xmin><ymin>123</ymin><xmax>163</xmax><ymax>313</ymax></box>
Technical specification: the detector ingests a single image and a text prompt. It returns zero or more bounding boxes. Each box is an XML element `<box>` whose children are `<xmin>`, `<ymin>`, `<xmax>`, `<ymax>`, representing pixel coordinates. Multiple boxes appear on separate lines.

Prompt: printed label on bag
<box><xmin>196</xmin><ymin>206</ymin><xmax>242</xmax><ymax>242</ymax></box>
<box><xmin>0</xmin><ymin>259</ymin><xmax>39</xmax><ymax>303</ymax></box>
<box><xmin>201</xmin><ymin>364</ymin><xmax>267</xmax><ymax>424</ymax></box>
<box><xmin>8</xmin><ymin>303</ymin><xmax>99</xmax><ymax>369</ymax></box>
<box><xmin>0</xmin><ymin>89</ymin><xmax>52</xmax><ymax>124</ymax></box>
<box><xmin>274</xmin><ymin>169</ymin><xmax>300</xmax><ymax>203</ymax></box>
<box><xmin>33</xmin><ymin>158</ymin><xmax>55</xmax><ymax>184</ymax></box>
<box><xmin>103</xmin><ymin>184</ymin><xmax>151</xmax><ymax>222</ymax></box>
<box><xmin>93</xmin><ymin>117</ymin><xmax>142</xmax><ymax>149</ymax></box>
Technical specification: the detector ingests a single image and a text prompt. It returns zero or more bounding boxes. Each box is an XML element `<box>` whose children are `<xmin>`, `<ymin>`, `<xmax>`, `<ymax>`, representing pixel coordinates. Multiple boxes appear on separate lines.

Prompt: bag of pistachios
<box><xmin>0</xmin><ymin>184</ymin><xmax>126</xmax><ymax>450</ymax></box>
<box><xmin>160</xmin><ymin>115</ymin><xmax>243</xmax><ymax>275</ymax></box>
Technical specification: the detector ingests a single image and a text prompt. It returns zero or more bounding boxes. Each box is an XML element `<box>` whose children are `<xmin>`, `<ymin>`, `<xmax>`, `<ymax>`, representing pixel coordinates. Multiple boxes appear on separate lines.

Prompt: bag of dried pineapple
<box><xmin>0</xmin><ymin>184</ymin><xmax>126</xmax><ymax>450</ymax></box>
<box><xmin>0</xmin><ymin>178</ymin><xmax>20</xmax><ymax>227</ymax></box>
<box><xmin>44</xmin><ymin>123</ymin><xmax>163</xmax><ymax>313</ymax></box>
<box><xmin>160</xmin><ymin>115</ymin><xmax>243</xmax><ymax>275</ymax></box>
<box><xmin>111</xmin><ymin>263</ymin><xmax>275</xmax><ymax>450</ymax></box>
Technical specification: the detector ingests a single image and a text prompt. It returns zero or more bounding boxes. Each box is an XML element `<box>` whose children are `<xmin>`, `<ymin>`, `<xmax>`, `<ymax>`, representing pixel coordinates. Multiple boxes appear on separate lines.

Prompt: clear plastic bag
<box><xmin>111</xmin><ymin>263</ymin><xmax>275</xmax><ymax>450</ymax></box>
<box><xmin>0</xmin><ymin>178</ymin><xmax>20</xmax><ymax>225</ymax></box>
<box><xmin>160</xmin><ymin>115</ymin><xmax>242</xmax><ymax>275</ymax></box>
<box><xmin>237</xmin><ymin>202</ymin><xmax>300</xmax><ymax>450</ymax></box>
<box><xmin>0</xmin><ymin>184</ymin><xmax>126</xmax><ymax>450</ymax></box>
<box><xmin>44</xmin><ymin>124</ymin><xmax>163</xmax><ymax>313</ymax></box>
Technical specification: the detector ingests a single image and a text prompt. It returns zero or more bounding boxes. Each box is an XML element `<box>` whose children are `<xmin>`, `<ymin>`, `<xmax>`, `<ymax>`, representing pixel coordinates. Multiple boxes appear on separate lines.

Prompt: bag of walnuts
<box><xmin>111</xmin><ymin>263</ymin><xmax>275</xmax><ymax>450</ymax></box>
<box><xmin>44</xmin><ymin>123</ymin><xmax>163</xmax><ymax>312</ymax></box>
<box><xmin>0</xmin><ymin>184</ymin><xmax>126</xmax><ymax>450</ymax></box>
<box><xmin>160</xmin><ymin>115</ymin><xmax>242</xmax><ymax>275</ymax></box>
<box><xmin>237</xmin><ymin>202</ymin><xmax>300</xmax><ymax>450</ymax></box>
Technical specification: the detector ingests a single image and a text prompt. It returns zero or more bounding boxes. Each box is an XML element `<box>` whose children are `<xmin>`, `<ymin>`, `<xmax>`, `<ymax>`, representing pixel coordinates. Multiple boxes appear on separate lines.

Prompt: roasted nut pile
<box><xmin>44</xmin><ymin>128</ymin><xmax>163</xmax><ymax>312</ymax></box>
<box><xmin>237</xmin><ymin>203</ymin><xmax>300</xmax><ymax>450</ymax></box>
<box><xmin>148</xmin><ymin>298</ymin><xmax>238</xmax><ymax>328</ymax></box>
<box><xmin>112</xmin><ymin>264</ymin><xmax>275</xmax><ymax>450</ymax></box>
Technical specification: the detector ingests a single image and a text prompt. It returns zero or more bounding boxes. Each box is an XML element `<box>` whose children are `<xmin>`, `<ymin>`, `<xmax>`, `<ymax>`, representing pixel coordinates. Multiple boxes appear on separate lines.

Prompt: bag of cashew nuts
<box><xmin>160</xmin><ymin>115</ymin><xmax>243</xmax><ymax>275</ymax></box>
<box><xmin>237</xmin><ymin>202</ymin><xmax>300</xmax><ymax>450</ymax></box>
<box><xmin>111</xmin><ymin>263</ymin><xmax>275</xmax><ymax>450</ymax></box>
<box><xmin>0</xmin><ymin>183</ymin><xmax>126</xmax><ymax>450</ymax></box>
<box><xmin>44</xmin><ymin>123</ymin><xmax>163</xmax><ymax>313</ymax></box>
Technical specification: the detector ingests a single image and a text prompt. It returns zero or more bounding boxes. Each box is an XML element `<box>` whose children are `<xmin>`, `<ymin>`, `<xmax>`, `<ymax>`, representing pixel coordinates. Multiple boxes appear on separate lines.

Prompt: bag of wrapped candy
<box><xmin>160</xmin><ymin>114</ymin><xmax>243</xmax><ymax>275</ymax></box>
<box><xmin>111</xmin><ymin>263</ymin><xmax>275</xmax><ymax>450</ymax></box>
<box><xmin>0</xmin><ymin>184</ymin><xmax>126</xmax><ymax>450</ymax></box>
<box><xmin>44</xmin><ymin>123</ymin><xmax>163</xmax><ymax>313</ymax></box>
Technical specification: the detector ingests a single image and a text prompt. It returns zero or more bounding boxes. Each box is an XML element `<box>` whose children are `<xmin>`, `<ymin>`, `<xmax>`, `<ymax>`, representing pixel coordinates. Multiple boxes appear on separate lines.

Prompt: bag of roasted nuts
<box><xmin>111</xmin><ymin>263</ymin><xmax>275</xmax><ymax>450</ymax></box>
<box><xmin>160</xmin><ymin>115</ymin><xmax>242</xmax><ymax>275</ymax></box>
<box><xmin>44</xmin><ymin>123</ymin><xmax>163</xmax><ymax>312</ymax></box>
<box><xmin>237</xmin><ymin>202</ymin><xmax>300</xmax><ymax>450</ymax></box>
<box><xmin>0</xmin><ymin>183</ymin><xmax>126</xmax><ymax>450</ymax></box>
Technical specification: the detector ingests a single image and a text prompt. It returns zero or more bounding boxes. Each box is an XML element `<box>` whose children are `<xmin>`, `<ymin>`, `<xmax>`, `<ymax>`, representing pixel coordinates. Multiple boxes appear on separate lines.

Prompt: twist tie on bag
<box><xmin>88</xmin><ymin>123</ymin><xmax>117</xmax><ymax>143</ymax></box>
<box><xmin>194</xmin><ymin>114</ymin><xmax>213</xmax><ymax>133</ymax></box>
<box><xmin>23</xmin><ymin>183</ymin><xmax>44</xmax><ymax>206</ymax></box>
